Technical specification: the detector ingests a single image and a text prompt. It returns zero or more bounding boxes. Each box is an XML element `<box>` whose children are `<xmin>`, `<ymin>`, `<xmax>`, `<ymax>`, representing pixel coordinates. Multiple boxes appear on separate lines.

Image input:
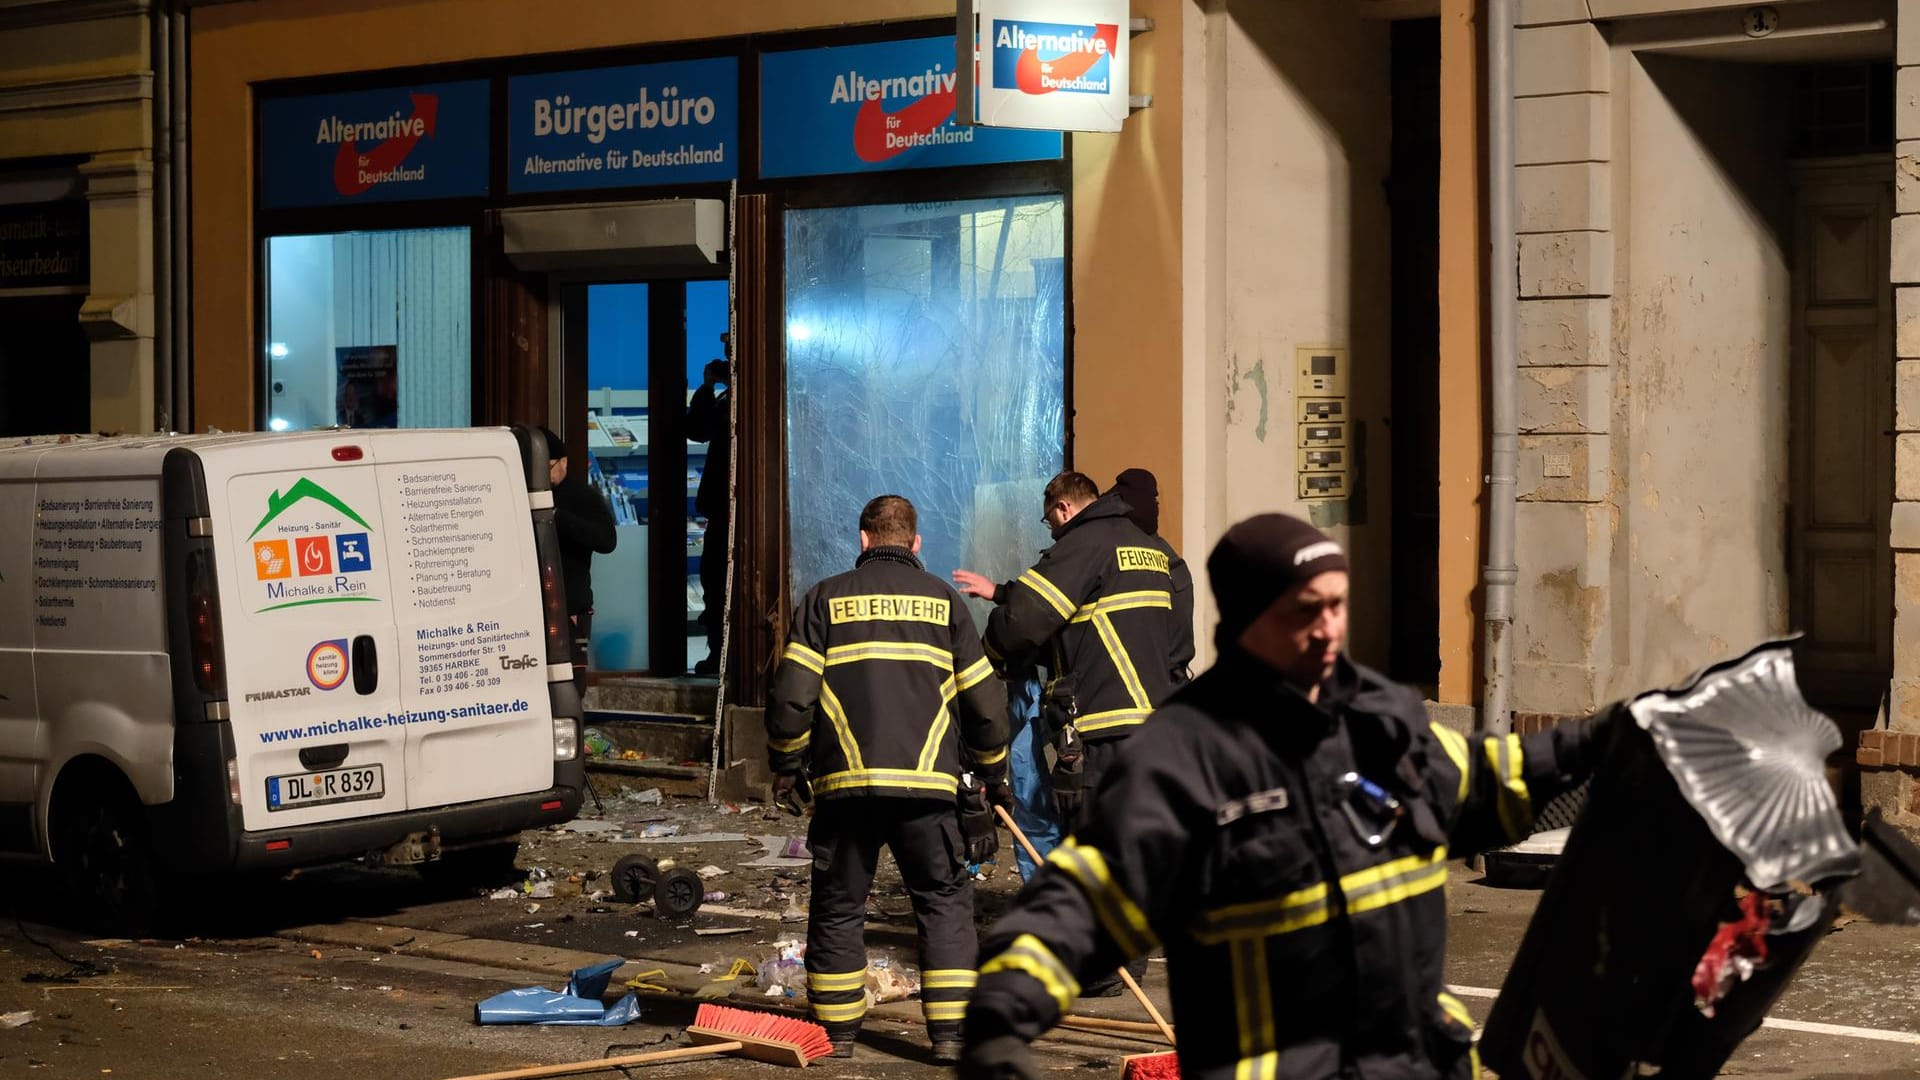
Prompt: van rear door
<box><xmin>203</xmin><ymin>437</ymin><xmax>408</xmax><ymax>831</ymax></box>
<box><xmin>369</xmin><ymin>431</ymin><xmax>553</xmax><ymax>809</ymax></box>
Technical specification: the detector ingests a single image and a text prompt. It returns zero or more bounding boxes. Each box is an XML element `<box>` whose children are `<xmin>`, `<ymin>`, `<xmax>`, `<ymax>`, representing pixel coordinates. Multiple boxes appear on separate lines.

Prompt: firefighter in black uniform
<box><xmin>961</xmin><ymin>514</ymin><xmax>1615</xmax><ymax>1080</ymax></box>
<box><xmin>766</xmin><ymin>494</ymin><xmax>1011</xmax><ymax>1063</ymax></box>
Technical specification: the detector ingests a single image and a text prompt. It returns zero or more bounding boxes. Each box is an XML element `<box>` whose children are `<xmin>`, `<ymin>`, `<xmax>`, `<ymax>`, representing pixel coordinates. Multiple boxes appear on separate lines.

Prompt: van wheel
<box><xmin>55</xmin><ymin>788</ymin><xmax>166</xmax><ymax>935</ymax></box>
<box><xmin>419</xmin><ymin>841</ymin><xmax>522</xmax><ymax>891</ymax></box>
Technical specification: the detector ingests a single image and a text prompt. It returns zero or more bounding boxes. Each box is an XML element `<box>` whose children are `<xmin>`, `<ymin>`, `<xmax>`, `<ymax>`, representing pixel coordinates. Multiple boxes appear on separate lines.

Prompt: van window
<box><xmin>263</xmin><ymin>227</ymin><xmax>472</xmax><ymax>432</ymax></box>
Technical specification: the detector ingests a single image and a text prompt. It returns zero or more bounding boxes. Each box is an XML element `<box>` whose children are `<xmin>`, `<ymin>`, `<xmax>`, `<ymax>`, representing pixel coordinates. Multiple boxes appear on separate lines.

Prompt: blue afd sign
<box><xmin>760</xmin><ymin>37</ymin><xmax>1061</xmax><ymax>178</ymax></box>
<box><xmin>259</xmin><ymin>81</ymin><xmax>490</xmax><ymax>209</ymax></box>
<box><xmin>509</xmin><ymin>58</ymin><xmax>739</xmax><ymax>193</ymax></box>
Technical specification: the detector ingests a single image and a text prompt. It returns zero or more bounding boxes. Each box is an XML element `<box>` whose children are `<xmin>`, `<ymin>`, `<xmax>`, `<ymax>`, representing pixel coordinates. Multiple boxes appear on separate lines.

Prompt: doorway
<box><xmin>560</xmin><ymin>277</ymin><xmax>731</xmax><ymax>678</ymax></box>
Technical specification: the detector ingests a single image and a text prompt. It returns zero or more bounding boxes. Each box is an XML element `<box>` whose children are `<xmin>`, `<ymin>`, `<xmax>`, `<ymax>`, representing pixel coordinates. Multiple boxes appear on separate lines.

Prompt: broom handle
<box><xmin>441</xmin><ymin>1042</ymin><xmax>743</xmax><ymax>1080</ymax></box>
<box><xmin>992</xmin><ymin>805</ymin><xmax>1178</xmax><ymax>1048</ymax></box>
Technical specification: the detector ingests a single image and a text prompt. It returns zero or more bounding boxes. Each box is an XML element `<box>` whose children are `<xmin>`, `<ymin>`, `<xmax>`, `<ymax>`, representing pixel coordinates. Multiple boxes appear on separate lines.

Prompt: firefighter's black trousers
<box><xmin>805</xmin><ymin>797</ymin><xmax>977</xmax><ymax>1041</ymax></box>
<box><xmin>1075</xmin><ymin>738</ymin><xmax>1148</xmax><ymax>988</ymax></box>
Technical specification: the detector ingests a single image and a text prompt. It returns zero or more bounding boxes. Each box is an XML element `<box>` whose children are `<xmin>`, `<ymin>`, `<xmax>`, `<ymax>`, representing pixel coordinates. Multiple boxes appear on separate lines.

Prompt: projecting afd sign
<box><xmin>959</xmin><ymin>0</ymin><xmax>1130</xmax><ymax>134</ymax></box>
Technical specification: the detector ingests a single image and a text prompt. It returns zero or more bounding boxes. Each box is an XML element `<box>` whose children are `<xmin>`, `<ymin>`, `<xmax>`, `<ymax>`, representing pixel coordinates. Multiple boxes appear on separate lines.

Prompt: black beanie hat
<box><xmin>1207</xmin><ymin>514</ymin><xmax>1349</xmax><ymax>642</ymax></box>
<box><xmin>1110</xmin><ymin>468</ymin><xmax>1160</xmax><ymax>536</ymax></box>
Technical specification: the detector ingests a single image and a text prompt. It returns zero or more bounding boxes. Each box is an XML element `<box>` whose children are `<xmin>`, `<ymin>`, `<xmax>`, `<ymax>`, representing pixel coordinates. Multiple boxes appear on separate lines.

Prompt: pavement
<box><xmin>2</xmin><ymin>783</ymin><xmax>1917</xmax><ymax>1079</ymax></box>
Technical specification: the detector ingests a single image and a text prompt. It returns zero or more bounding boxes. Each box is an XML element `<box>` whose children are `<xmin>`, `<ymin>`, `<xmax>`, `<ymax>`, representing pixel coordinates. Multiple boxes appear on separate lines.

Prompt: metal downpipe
<box><xmin>1482</xmin><ymin>0</ymin><xmax>1518</xmax><ymax>737</ymax></box>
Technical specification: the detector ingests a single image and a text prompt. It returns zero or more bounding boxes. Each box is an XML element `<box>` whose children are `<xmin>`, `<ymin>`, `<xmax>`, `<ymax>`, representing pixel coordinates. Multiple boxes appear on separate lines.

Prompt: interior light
<box><xmin>269</xmin><ymin>342</ymin><xmax>290</xmax><ymax>359</ymax></box>
<box><xmin>786</xmin><ymin>321</ymin><xmax>812</xmax><ymax>343</ymax></box>
<box><xmin>268</xmin><ymin>417</ymin><xmax>291</xmax><ymax>432</ymax></box>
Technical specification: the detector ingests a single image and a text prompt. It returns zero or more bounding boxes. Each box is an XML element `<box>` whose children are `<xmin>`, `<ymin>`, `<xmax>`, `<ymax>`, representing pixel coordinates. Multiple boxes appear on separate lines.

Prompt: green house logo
<box><xmin>249</xmin><ymin>477</ymin><xmax>372</xmax><ymax>540</ymax></box>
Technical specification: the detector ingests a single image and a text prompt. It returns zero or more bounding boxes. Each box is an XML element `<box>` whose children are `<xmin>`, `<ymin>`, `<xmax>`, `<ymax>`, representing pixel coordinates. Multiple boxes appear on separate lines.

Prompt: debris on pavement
<box><xmin>754</xmin><ymin>941</ymin><xmax>807</xmax><ymax>1000</ymax></box>
<box><xmin>696</xmin><ymin>864</ymin><xmax>728</xmax><ymax>880</ymax></box>
<box><xmin>474</xmin><ymin>958</ymin><xmax>641</xmax><ymax>1026</ymax></box>
<box><xmin>2</xmin><ymin>1010</ymin><xmax>34</xmax><ymax>1028</ymax></box>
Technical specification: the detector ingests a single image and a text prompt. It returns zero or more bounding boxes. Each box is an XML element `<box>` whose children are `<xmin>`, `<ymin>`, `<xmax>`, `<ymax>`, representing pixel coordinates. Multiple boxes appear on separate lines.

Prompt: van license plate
<box><xmin>267</xmin><ymin>765</ymin><xmax>384</xmax><ymax>811</ymax></box>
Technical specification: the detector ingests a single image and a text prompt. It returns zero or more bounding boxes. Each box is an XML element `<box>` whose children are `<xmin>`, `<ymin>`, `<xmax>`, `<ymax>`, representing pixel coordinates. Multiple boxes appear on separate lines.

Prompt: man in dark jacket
<box><xmin>766</xmin><ymin>494</ymin><xmax>1012</xmax><ymax>1062</ymax></box>
<box><xmin>686</xmin><ymin>335</ymin><xmax>731</xmax><ymax>675</ymax></box>
<box><xmin>1105</xmin><ymin>467</ymin><xmax>1196</xmax><ymax>685</ymax></box>
<box><xmin>961</xmin><ymin>514</ymin><xmax>1613</xmax><ymax>1080</ymax></box>
<box><xmin>542</xmin><ymin>429</ymin><xmax>617</xmax><ymax>701</ymax></box>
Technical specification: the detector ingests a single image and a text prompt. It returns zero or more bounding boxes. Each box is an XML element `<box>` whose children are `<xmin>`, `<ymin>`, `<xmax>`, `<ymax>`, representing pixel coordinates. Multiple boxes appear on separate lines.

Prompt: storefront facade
<box><xmin>189</xmin><ymin>0</ymin><xmax>1188</xmax><ymax>696</ymax></box>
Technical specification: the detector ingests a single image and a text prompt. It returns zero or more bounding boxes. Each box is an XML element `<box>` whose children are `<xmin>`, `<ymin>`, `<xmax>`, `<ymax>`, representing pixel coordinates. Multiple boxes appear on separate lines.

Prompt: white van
<box><xmin>0</xmin><ymin>426</ymin><xmax>585</xmax><ymax>926</ymax></box>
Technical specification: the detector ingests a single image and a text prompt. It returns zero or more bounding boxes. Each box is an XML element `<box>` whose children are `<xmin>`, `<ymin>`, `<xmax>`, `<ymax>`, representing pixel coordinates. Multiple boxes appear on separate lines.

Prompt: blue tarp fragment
<box><xmin>474</xmin><ymin>958</ymin><xmax>642</xmax><ymax>1026</ymax></box>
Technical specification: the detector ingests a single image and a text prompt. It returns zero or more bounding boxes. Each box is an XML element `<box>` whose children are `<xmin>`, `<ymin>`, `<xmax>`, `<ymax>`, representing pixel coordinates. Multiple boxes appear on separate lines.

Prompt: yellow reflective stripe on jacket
<box><xmin>1046</xmin><ymin>838</ymin><xmax>1159</xmax><ymax>957</ymax></box>
<box><xmin>818</xmin><ymin>683</ymin><xmax>865</xmax><ymax>772</ymax></box>
<box><xmin>955</xmin><ymin>655</ymin><xmax>994</xmax><ymax>691</ymax></box>
<box><xmin>1088</xmin><ymin>610</ymin><xmax>1153</xmax><ymax>710</ymax></box>
<box><xmin>806</xmin><ymin>967</ymin><xmax>868</xmax><ymax>992</ymax></box>
<box><xmin>1230</xmin><ymin>938</ymin><xmax>1278</xmax><ymax>1080</ymax></box>
<box><xmin>783</xmin><ymin>641</ymin><xmax>825</xmax><ymax>674</ymax></box>
<box><xmin>813</xmin><ymin>768</ymin><xmax>960</xmax><ymax>796</ymax></box>
<box><xmin>1075</xmin><ymin>707</ymin><xmax>1150</xmax><ymax>734</ymax></box>
<box><xmin>1484</xmin><ymin>733</ymin><xmax>1533</xmax><ymax>841</ymax></box>
<box><xmin>1342</xmin><ymin>848</ymin><xmax>1449</xmax><ymax>916</ymax></box>
<box><xmin>811</xmin><ymin>999</ymin><xmax>868</xmax><ymax>1021</ymax></box>
<box><xmin>921</xmin><ymin>969</ymin><xmax>978</xmax><ymax>990</ymax></box>
<box><xmin>1429</xmin><ymin>722</ymin><xmax>1470</xmax><ymax>804</ymax></box>
<box><xmin>1192</xmin><ymin>881</ymin><xmax>1332</xmax><ymax>944</ymax></box>
<box><xmin>824</xmin><ymin>641</ymin><xmax>955</xmax><ymax>671</ymax></box>
<box><xmin>1018</xmin><ymin>568</ymin><xmax>1075</xmax><ymax>620</ymax></box>
<box><xmin>1069</xmin><ymin>589</ymin><xmax>1174</xmax><ymax>621</ymax></box>
<box><xmin>980</xmin><ymin>934</ymin><xmax>1079</xmax><ymax>1015</ymax></box>
<box><xmin>916</xmin><ymin>676</ymin><xmax>958</xmax><ymax>773</ymax></box>
<box><xmin>768</xmin><ymin>730</ymin><xmax>811</xmax><ymax>754</ymax></box>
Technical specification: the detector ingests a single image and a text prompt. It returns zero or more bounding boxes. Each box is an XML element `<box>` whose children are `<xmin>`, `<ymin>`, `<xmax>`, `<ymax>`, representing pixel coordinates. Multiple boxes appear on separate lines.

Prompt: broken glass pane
<box><xmin>785</xmin><ymin>195</ymin><xmax>1066</xmax><ymax>627</ymax></box>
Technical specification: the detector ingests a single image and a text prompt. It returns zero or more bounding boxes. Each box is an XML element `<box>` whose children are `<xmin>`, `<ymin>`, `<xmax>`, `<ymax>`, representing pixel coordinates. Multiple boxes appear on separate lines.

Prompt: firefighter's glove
<box><xmin>958</xmin><ymin>1034</ymin><xmax>1038</xmax><ymax>1080</ymax></box>
<box><xmin>772</xmin><ymin>772</ymin><xmax>812</xmax><ymax>817</ymax></box>
<box><xmin>958</xmin><ymin>773</ymin><xmax>1001</xmax><ymax>864</ymax></box>
<box><xmin>1051</xmin><ymin>724</ymin><xmax>1086</xmax><ymax>822</ymax></box>
<box><xmin>984</xmin><ymin>777</ymin><xmax>1015</xmax><ymax>814</ymax></box>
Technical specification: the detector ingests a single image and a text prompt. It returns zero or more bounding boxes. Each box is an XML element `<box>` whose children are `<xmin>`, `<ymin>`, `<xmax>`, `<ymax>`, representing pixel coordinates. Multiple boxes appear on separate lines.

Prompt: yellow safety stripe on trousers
<box><xmin>1342</xmin><ymin>848</ymin><xmax>1450</xmax><ymax>916</ymax></box>
<box><xmin>1069</xmin><ymin>590</ymin><xmax>1174</xmax><ymax>622</ymax></box>
<box><xmin>818</xmin><ymin>683</ymin><xmax>865</xmax><ymax>772</ymax></box>
<box><xmin>1429</xmin><ymin>722</ymin><xmax>1471</xmax><ymax>805</ymax></box>
<box><xmin>783</xmin><ymin>641</ymin><xmax>826</xmax><ymax>674</ymax></box>
<box><xmin>1192</xmin><ymin>881</ymin><xmax>1332</xmax><ymax>944</ymax></box>
<box><xmin>916</xmin><ymin>676</ymin><xmax>959</xmax><ymax>773</ymax></box>
<box><xmin>921</xmin><ymin>969</ymin><xmax>978</xmax><ymax>990</ymax></box>
<box><xmin>1046</xmin><ymin>838</ymin><xmax>1159</xmax><ymax>957</ymax></box>
<box><xmin>923</xmin><ymin>1001</ymin><xmax>969</xmax><ymax>1021</ymax></box>
<box><xmin>1484</xmin><ymin>733</ymin><xmax>1534</xmax><ymax>842</ymax></box>
<box><xmin>955</xmin><ymin>655</ymin><xmax>994</xmax><ymax>691</ymax></box>
<box><xmin>1018</xmin><ymin>568</ymin><xmax>1076</xmax><ymax>621</ymax></box>
<box><xmin>768</xmin><ymin>730</ymin><xmax>812</xmax><ymax>754</ymax></box>
<box><xmin>1231</xmin><ymin>938</ymin><xmax>1278</xmax><ymax>1080</ymax></box>
<box><xmin>1088</xmin><ymin>611</ymin><xmax>1153</xmax><ymax>711</ymax></box>
<box><xmin>824</xmin><ymin>641</ymin><xmax>954</xmax><ymax>671</ymax></box>
<box><xmin>813</xmin><ymin>768</ymin><xmax>960</xmax><ymax>796</ymax></box>
<box><xmin>807</xmin><ymin>968</ymin><xmax>869</xmax><ymax>992</ymax></box>
<box><xmin>1074</xmin><ymin>708</ymin><xmax>1151</xmax><ymax>734</ymax></box>
<box><xmin>811</xmin><ymin>999</ymin><xmax>869</xmax><ymax>1022</ymax></box>
<box><xmin>979</xmin><ymin>934</ymin><xmax>1079</xmax><ymax>1016</ymax></box>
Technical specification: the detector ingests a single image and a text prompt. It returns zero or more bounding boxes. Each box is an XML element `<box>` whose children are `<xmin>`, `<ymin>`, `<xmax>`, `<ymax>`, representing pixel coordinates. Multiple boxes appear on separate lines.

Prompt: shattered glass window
<box><xmin>785</xmin><ymin>195</ymin><xmax>1066</xmax><ymax>626</ymax></box>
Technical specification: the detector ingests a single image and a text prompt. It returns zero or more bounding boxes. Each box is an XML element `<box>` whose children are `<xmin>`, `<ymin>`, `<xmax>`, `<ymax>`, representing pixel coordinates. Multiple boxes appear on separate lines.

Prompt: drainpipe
<box><xmin>171</xmin><ymin>2</ymin><xmax>192</xmax><ymax>432</ymax></box>
<box><xmin>1481</xmin><ymin>0</ymin><xmax>1518</xmax><ymax>737</ymax></box>
<box><xmin>153</xmin><ymin>0</ymin><xmax>172</xmax><ymax>431</ymax></box>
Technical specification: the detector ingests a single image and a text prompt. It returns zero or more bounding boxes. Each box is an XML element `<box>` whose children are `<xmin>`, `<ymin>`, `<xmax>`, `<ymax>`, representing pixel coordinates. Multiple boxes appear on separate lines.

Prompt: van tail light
<box><xmin>187</xmin><ymin>550</ymin><xmax>225</xmax><ymax>695</ymax></box>
<box><xmin>540</xmin><ymin>555</ymin><xmax>569</xmax><ymax>662</ymax></box>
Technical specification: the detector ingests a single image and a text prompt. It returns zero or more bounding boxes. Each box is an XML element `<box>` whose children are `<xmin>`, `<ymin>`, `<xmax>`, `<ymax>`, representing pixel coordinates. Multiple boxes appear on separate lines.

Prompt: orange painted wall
<box><xmin>1436</xmin><ymin>0</ymin><xmax>1483</xmax><ymax>704</ymax></box>
<box><xmin>188</xmin><ymin>0</ymin><xmax>1184</xmax><ymax>549</ymax></box>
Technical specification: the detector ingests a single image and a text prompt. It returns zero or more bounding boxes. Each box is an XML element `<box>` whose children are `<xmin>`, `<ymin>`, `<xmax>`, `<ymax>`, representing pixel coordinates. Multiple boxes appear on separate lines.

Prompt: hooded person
<box><xmin>1103</xmin><ymin>468</ymin><xmax>1195</xmax><ymax>686</ymax></box>
<box><xmin>960</xmin><ymin>513</ymin><xmax>1615</xmax><ymax>1080</ymax></box>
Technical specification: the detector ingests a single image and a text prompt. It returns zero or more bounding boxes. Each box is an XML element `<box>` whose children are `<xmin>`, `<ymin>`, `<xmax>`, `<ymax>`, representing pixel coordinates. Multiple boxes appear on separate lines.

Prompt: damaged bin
<box><xmin>1479</xmin><ymin>640</ymin><xmax>1861</xmax><ymax>1080</ymax></box>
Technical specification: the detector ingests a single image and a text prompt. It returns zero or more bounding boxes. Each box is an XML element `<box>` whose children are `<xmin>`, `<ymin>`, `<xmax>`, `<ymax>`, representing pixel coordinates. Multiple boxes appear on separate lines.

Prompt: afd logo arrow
<box><xmin>1015</xmin><ymin>23</ymin><xmax>1119</xmax><ymax>95</ymax></box>
<box><xmin>332</xmin><ymin>93</ymin><xmax>439</xmax><ymax>196</ymax></box>
<box><xmin>852</xmin><ymin>85</ymin><xmax>958</xmax><ymax>163</ymax></box>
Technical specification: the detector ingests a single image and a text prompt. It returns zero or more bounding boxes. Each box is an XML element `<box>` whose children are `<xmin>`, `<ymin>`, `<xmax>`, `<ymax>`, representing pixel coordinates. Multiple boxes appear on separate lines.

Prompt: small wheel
<box><xmin>654</xmin><ymin>867</ymin><xmax>704</xmax><ymax>919</ymax></box>
<box><xmin>610</xmin><ymin>854</ymin><xmax>659</xmax><ymax>904</ymax></box>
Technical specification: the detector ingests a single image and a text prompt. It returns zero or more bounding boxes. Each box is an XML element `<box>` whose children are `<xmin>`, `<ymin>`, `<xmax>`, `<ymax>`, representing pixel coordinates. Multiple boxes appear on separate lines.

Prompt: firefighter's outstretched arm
<box><xmin>1420</xmin><ymin>704</ymin><xmax>1618</xmax><ymax>855</ymax></box>
<box><xmin>984</xmin><ymin>545</ymin><xmax>1096</xmax><ymax>668</ymax></box>
<box><xmin>966</xmin><ymin>732</ymin><xmax>1191</xmax><ymax>1063</ymax></box>
<box><xmin>765</xmin><ymin>591</ymin><xmax>829</xmax><ymax>776</ymax></box>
